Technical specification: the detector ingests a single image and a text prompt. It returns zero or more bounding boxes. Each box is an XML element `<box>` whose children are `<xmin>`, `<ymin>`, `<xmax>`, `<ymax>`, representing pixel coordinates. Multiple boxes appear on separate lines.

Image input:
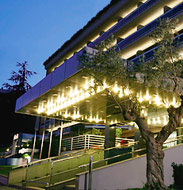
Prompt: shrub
<box><xmin>171</xmin><ymin>162</ymin><xmax>183</xmax><ymax>189</ymax></box>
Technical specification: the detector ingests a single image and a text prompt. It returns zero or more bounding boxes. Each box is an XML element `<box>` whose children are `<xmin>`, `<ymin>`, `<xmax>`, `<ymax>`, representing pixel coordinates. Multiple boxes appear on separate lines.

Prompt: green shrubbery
<box><xmin>170</xmin><ymin>162</ymin><xmax>183</xmax><ymax>189</ymax></box>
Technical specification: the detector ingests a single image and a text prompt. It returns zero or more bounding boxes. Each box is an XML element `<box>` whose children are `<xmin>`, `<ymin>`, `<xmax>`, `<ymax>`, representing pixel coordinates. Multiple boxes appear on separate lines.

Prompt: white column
<box><xmin>58</xmin><ymin>121</ymin><xmax>63</xmax><ymax>156</ymax></box>
<box><xmin>88</xmin><ymin>135</ymin><xmax>90</xmax><ymax>149</ymax></box>
<box><xmin>39</xmin><ymin>126</ymin><xmax>45</xmax><ymax>160</ymax></box>
<box><xmin>48</xmin><ymin>119</ymin><xmax>53</xmax><ymax>158</ymax></box>
<box><xmin>31</xmin><ymin>117</ymin><xmax>40</xmax><ymax>161</ymax></box>
<box><xmin>71</xmin><ymin>137</ymin><xmax>73</xmax><ymax>151</ymax></box>
<box><xmin>31</xmin><ymin>130</ymin><xmax>37</xmax><ymax>162</ymax></box>
<box><xmin>84</xmin><ymin>135</ymin><xmax>87</xmax><ymax>149</ymax></box>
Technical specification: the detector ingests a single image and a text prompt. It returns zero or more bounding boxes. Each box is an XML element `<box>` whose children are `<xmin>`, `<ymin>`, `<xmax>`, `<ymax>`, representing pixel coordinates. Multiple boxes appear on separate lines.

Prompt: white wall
<box><xmin>77</xmin><ymin>144</ymin><xmax>183</xmax><ymax>190</ymax></box>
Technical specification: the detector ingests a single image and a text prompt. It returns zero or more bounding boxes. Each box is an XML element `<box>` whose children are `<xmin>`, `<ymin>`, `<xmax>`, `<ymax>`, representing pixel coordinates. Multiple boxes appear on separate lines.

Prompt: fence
<box><xmin>8</xmin><ymin>134</ymin><xmax>183</xmax><ymax>189</ymax></box>
<box><xmin>62</xmin><ymin>134</ymin><xmax>134</xmax><ymax>151</ymax></box>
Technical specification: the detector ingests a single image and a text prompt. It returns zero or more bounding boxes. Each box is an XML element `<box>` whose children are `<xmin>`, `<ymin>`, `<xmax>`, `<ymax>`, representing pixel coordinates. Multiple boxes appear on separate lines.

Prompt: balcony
<box><xmin>88</xmin><ymin>0</ymin><xmax>160</xmax><ymax>48</ymax></box>
<box><xmin>130</xmin><ymin>32</ymin><xmax>183</xmax><ymax>64</ymax></box>
<box><xmin>117</xmin><ymin>2</ymin><xmax>183</xmax><ymax>53</ymax></box>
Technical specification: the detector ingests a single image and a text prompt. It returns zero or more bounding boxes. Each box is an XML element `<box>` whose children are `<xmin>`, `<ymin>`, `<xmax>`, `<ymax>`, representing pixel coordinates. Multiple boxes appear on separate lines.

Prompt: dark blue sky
<box><xmin>0</xmin><ymin>0</ymin><xmax>110</xmax><ymax>87</ymax></box>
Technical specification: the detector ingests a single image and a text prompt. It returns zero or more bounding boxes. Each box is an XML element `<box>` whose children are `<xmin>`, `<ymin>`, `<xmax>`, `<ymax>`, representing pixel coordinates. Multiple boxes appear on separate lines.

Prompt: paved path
<box><xmin>0</xmin><ymin>185</ymin><xmax>19</xmax><ymax>190</ymax></box>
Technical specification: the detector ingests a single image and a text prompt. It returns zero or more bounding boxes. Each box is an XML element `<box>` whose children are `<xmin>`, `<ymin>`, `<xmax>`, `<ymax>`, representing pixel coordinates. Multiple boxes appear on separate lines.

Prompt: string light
<box><xmin>37</xmin><ymin>78</ymin><xmax>180</xmax><ymax>128</ymax></box>
<box><xmin>124</xmin><ymin>87</ymin><xmax>130</xmax><ymax>96</ymax></box>
<box><xmin>119</xmin><ymin>88</ymin><xmax>123</xmax><ymax>98</ymax></box>
<box><xmin>163</xmin><ymin>115</ymin><xmax>168</xmax><ymax>125</ymax></box>
<box><xmin>113</xmin><ymin>82</ymin><xmax>119</xmax><ymax>93</ymax></box>
<box><xmin>154</xmin><ymin>94</ymin><xmax>161</xmax><ymax>106</ymax></box>
<box><xmin>144</xmin><ymin>89</ymin><xmax>150</xmax><ymax>101</ymax></box>
<box><xmin>138</xmin><ymin>91</ymin><xmax>143</xmax><ymax>103</ymax></box>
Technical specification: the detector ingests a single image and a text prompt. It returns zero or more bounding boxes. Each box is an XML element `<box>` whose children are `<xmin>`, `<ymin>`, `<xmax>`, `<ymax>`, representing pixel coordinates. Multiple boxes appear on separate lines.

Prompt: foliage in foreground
<box><xmin>171</xmin><ymin>162</ymin><xmax>183</xmax><ymax>189</ymax></box>
<box><xmin>78</xmin><ymin>17</ymin><xmax>183</xmax><ymax>190</ymax></box>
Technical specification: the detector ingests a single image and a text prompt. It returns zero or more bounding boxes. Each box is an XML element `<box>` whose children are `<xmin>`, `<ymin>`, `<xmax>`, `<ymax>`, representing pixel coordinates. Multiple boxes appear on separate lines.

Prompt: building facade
<box><xmin>15</xmin><ymin>0</ymin><xmax>183</xmax><ymax>158</ymax></box>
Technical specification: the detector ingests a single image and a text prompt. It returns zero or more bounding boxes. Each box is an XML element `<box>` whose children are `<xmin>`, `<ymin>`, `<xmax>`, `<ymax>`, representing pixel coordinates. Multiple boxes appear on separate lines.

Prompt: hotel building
<box><xmin>15</xmin><ymin>0</ymin><xmax>183</xmax><ymax>157</ymax></box>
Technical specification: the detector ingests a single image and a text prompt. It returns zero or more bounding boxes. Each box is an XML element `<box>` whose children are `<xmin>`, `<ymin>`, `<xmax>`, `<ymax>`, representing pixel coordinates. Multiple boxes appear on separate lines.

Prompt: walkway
<box><xmin>0</xmin><ymin>185</ymin><xmax>19</xmax><ymax>190</ymax></box>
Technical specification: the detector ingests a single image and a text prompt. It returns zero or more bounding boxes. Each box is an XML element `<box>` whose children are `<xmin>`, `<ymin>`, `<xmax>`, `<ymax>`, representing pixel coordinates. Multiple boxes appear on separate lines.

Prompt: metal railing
<box><xmin>118</xmin><ymin>2</ymin><xmax>183</xmax><ymax>50</ymax></box>
<box><xmin>21</xmin><ymin>134</ymin><xmax>183</xmax><ymax>188</ymax></box>
<box><xmin>62</xmin><ymin>134</ymin><xmax>134</xmax><ymax>151</ymax></box>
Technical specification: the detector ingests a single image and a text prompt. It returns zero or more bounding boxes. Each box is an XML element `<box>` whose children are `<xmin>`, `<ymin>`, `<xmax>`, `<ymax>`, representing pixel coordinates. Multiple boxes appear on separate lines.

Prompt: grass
<box><xmin>0</xmin><ymin>165</ymin><xmax>13</xmax><ymax>176</ymax></box>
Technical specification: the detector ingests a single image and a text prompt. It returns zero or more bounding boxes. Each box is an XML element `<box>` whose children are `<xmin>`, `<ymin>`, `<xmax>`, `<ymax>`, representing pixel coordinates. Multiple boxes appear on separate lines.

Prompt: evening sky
<box><xmin>0</xmin><ymin>0</ymin><xmax>110</xmax><ymax>87</ymax></box>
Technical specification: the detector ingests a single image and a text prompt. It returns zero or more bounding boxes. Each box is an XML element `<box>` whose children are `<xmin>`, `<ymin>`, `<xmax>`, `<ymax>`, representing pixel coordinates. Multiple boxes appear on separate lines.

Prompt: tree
<box><xmin>78</xmin><ymin>18</ymin><xmax>183</xmax><ymax>189</ymax></box>
<box><xmin>3</xmin><ymin>61</ymin><xmax>36</xmax><ymax>94</ymax></box>
<box><xmin>0</xmin><ymin>61</ymin><xmax>37</xmax><ymax>145</ymax></box>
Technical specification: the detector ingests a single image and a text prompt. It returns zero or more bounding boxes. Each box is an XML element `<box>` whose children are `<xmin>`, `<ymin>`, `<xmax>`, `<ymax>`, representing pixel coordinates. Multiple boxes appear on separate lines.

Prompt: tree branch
<box><xmin>156</xmin><ymin>95</ymin><xmax>183</xmax><ymax>144</ymax></box>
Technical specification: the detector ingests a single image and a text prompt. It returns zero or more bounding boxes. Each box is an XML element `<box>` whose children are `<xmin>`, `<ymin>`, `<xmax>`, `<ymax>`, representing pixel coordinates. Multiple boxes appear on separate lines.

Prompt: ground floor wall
<box><xmin>77</xmin><ymin>144</ymin><xmax>183</xmax><ymax>190</ymax></box>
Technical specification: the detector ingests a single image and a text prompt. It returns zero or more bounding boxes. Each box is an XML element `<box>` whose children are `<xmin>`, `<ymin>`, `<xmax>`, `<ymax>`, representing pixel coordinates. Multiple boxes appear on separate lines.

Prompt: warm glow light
<box><xmin>138</xmin><ymin>91</ymin><xmax>143</xmax><ymax>103</ymax></box>
<box><xmin>119</xmin><ymin>88</ymin><xmax>123</xmax><ymax>98</ymax></box>
<box><xmin>152</xmin><ymin>118</ymin><xmax>156</xmax><ymax>125</ymax></box>
<box><xmin>113</xmin><ymin>82</ymin><xmax>119</xmax><ymax>93</ymax></box>
<box><xmin>157</xmin><ymin>117</ymin><xmax>161</xmax><ymax>124</ymax></box>
<box><xmin>37</xmin><ymin>77</ymin><xmax>179</xmax><ymax>127</ymax></box>
<box><xmin>154</xmin><ymin>94</ymin><xmax>161</xmax><ymax>106</ymax></box>
<box><xmin>89</xmin><ymin>115</ymin><xmax>93</xmax><ymax>122</ymax></box>
<box><xmin>97</xmin><ymin>86</ymin><xmax>101</xmax><ymax>93</ymax></box>
<box><xmin>164</xmin><ymin>98</ymin><xmax>170</xmax><ymax>108</ymax></box>
<box><xmin>90</xmin><ymin>78</ymin><xmax>95</xmax><ymax>87</ymax></box>
<box><xmin>95</xmin><ymin>114</ymin><xmax>99</xmax><ymax>123</ymax></box>
<box><xmin>84</xmin><ymin>80</ymin><xmax>89</xmax><ymax>90</ymax></box>
<box><xmin>172</xmin><ymin>96</ymin><xmax>180</xmax><ymax>108</ymax></box>
<box><xmin>163</xmin><ymin>116</ymin><xmax>168</xmax><ymax>125</ymax></box>
<box><xmin>181</xmin><ymin>118</ymin><xmax>183</xmax><ymax>124</ymax></box>
<box><xmin>103</xmin><ymin>81</ymin><xmax>108</xmax><ymax>89</ymax></box>
<box><xmin>144</xmin><ymin>89</ymin><xmax>150</xmax><ymax>101</ymax></box>
<box><xmin>124</xmin><ymin>87</ymin><xmax>130</xmax><ymax>96</ymax></box>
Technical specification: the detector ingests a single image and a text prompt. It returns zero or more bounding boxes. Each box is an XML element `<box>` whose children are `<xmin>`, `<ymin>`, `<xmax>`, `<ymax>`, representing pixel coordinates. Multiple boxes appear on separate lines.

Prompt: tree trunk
<box><xmin>122</xmin><ymin>98</ymin><xmax>183</xmax><ymax>190</ymax></box>
<box><xmin>135</xmin><ymin>116</ymin><xmax>167</xmax><ymax>189</ymax></box>
<box><xmin>146</xmin><ymin>139</ymin><xmax>166</xmax><ymax>190</ymax></box>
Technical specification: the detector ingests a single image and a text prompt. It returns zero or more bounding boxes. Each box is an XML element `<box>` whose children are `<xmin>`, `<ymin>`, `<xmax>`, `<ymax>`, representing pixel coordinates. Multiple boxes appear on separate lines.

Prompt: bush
<box><xmin>171</xmin><ymin>162</ymin><xmax>183</xmax><ymax>189</ymax></box>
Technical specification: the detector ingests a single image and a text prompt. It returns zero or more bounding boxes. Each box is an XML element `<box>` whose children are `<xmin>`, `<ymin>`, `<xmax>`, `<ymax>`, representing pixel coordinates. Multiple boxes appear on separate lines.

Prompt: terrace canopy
<box><xmin>15</xmin><ymin>47</ymin><xmax>180</xmax><ymax>137</ymax></box>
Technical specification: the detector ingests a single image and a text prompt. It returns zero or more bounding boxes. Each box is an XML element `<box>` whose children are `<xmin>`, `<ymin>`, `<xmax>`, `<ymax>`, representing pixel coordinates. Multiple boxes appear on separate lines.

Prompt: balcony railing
<box><xmin>62</xmin><ymin>134</ymin><xmax>134</xmax><ymax>151</ymax></box>
<box><xmin>130</xmin><ymin>32</ymin><xmax>183</xmax><ymax>64</ymax></box>
<box><xmin>88</xmin><ymin>0</ymin><xmax>160</xmax><ymax>48</ymax></box>
<box><xmin>22</xmin><ymin>134</ymin><xmax>183</xmax><ymax>188</ymax></box>
<box><xmin>117</xmin><ymin>2</ymin><xmax>183</xmax><ymax>51</ymax></box>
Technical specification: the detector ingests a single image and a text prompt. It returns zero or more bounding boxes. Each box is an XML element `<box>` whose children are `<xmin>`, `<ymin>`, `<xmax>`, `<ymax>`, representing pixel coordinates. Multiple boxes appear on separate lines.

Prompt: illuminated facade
<box><xmin>15</xmin><ymin>0</ymin><xmax>183</xmax><ymax>157</ymax></box>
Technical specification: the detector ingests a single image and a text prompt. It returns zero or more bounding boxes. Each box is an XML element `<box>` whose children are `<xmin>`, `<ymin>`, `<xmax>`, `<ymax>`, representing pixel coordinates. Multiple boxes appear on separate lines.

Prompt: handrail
<box><xmin>131</xmin><ymin>32</ymin><xmax>183</xmax><ymax>64</ymax></box>
<box><xmin>78</xmin><ymin>147</ymin><xmax>146</xmax><ymax>169</ymax></box>
<box><xmin>27</xmin><ymin>180</ymin><xmax>49</xmax><ymax>187</ymax></box>
<box><xmin>78</xmin><ymin>135</ymin><xmax>183</xmax><ymax>170</ymax></box>
<box><xmin>12</xmin><ymin>148</ymin><xmax>87</xmax><ymax>170</ymax></box>
<box><xmin>22</xmin><ymin>134</ymin><xmax>183</xmax><ymax>188</ymax></box>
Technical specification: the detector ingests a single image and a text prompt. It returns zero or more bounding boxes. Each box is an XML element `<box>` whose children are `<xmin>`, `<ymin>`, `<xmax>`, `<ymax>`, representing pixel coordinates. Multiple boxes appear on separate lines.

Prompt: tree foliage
<box><xmin>137</xmin><ymin>18</ymin><xmax>183</xmax><ymax>92</ymax></box>
<box><xmin>78</xmin><ymin>35</ymin><xmax>128</xmax><ymax>87</ymax></box>
<box><xmin>0</xmin><ymin>61</ymin><xmax>37</xmax><ymax>146</ymax></box>
<box><xmin>78</xmin><ymin>18</ymin><xmax>183</xmax><ymax>190</ymax></box>
<box><xmin>3</xmin><ymin>61</ymin><xmax>37</xmax><ymax>93</ymax></box>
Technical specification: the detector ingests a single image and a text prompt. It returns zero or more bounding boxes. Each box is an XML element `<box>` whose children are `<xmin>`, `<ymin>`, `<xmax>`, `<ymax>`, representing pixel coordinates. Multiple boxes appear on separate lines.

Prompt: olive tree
<box><xmin>78</xmin><ymin>18</ymin><xmax>183</xmax><ymax>189</ymax></box>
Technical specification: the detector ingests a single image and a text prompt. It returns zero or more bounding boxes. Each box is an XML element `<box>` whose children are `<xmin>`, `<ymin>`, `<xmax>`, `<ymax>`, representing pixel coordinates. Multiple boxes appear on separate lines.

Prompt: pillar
<box><xmin>31</xmin><ymin>117</ymin><xmax>40</xmax><ymax>161</ymax></box>
<box><xmin>104</xmin><ymin>124</ymin><xmax>116</xmax><ymax>149</ymax></box>
<box><xmin>48</xmin><ymin>119</ymin><xmax>54</xmax><ymax>158</ymax></box>
<box><xmin>58</xmin><ymin>121</ymin><xmax>63</xmax><ymax>156</ymax></box>
<box><xmin>39</xmin><ymin>126</ymin><xmax>45</xmax><ymax>159</ymax></box>
<box><xmin>31</xmin><ymin>130</ymin><xmax>37</xmax><ymax>161</ymax></box>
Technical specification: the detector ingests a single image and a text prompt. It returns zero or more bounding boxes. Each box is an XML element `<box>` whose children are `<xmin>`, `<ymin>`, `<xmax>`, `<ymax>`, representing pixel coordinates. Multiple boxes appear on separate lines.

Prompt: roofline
<box><xmin>43</xmin><ymin>0</ymin><xmax>134</xmax><ymax>71</ymax></box>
